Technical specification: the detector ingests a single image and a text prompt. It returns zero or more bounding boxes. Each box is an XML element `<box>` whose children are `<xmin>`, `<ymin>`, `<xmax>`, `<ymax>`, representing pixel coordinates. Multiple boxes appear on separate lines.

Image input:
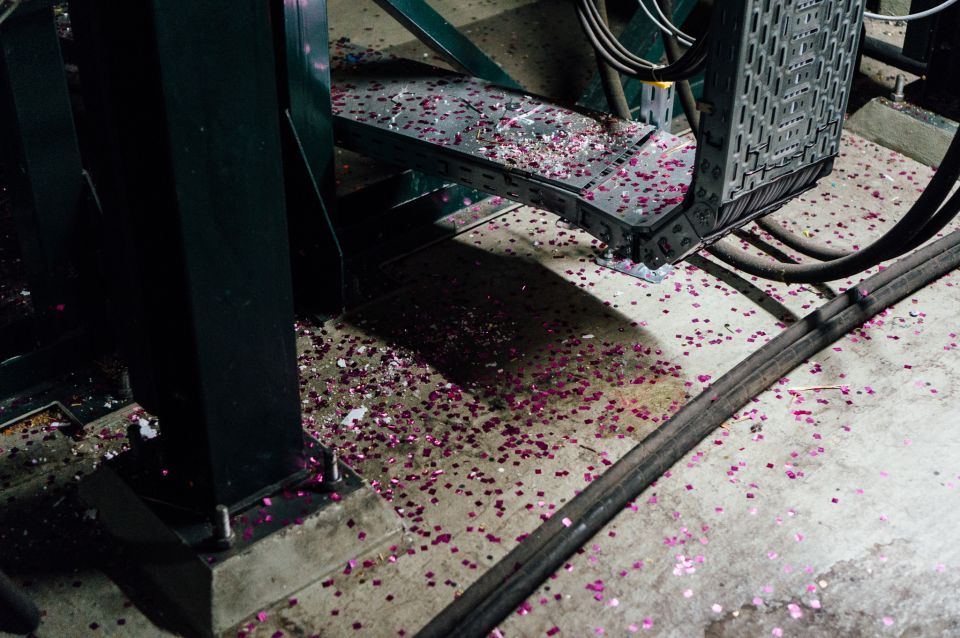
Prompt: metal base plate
<box><xmin>80</xmin><ymin>439</ymin><xmax>404</xmax><ymax>637</ymax></box>
<box><xmin>595</xmin><ymin>254</ymin><xmax>674</xmax><ymax>283</ymax></box>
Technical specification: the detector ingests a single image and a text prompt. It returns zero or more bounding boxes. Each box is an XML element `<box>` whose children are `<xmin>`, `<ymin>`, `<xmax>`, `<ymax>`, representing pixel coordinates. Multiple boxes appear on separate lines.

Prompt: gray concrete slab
<box><xmin>80</xmin><ymin>461</ymin><xmax>403</xmax><ymax>638</ymax></box>
<box><xmin>847</xmin><ymin>97</ymin><xmax>958</xmax><ymax>167</ymax></box>
<box><xmin>4</xmin><ymin>130</ymin><xmax>958</xmax><ymax>638</ymax></box>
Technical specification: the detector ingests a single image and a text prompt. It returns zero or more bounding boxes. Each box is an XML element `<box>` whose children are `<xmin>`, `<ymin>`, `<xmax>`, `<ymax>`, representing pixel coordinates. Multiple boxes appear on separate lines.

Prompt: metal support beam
<box><xmin>577</xmin><ymin>0</ymin><xmax>699</xmax><ymax>118</ymax></box>
<box><xmin>372</xmin><ymin>0</ymin><xmax>521</xmax><ymax>89</ymax></box>
<box><xmin>862</xmin><ymin>36</ymin><xmax>928</xmax><ymax>76</ymax></box>
<box><xmin>275</xmin><ymin>0</ymin><xmax>349</xmax><ymax>314</ymax></box>
<box><xmin>281</xmin><ymin>0</ymin><xmax>337</xmax><ymax>204</ymax></box>
<box><xmin>72</xmin><ymin>0</ymin><xmax>305</xmax><ymax>513</ymax></box>
<box><xmin>904</xmin><ymin>0</ymin><xmax>960</xmax><ymax>109</ymax></box>
<box><xmin>0</xmin><ymin>4</ymin><xmax>85</xmax><ymax>338</ymax></box>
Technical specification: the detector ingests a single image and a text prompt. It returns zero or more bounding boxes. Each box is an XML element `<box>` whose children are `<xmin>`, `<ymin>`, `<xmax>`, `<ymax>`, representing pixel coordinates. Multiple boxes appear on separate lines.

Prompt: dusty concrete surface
<box><xmin>847</xmin><ymin>98</ymin><xmax>958</xmax><ymax>167</ymax></box>
<box><xmin>3</xmin><ymin>129</ymin><xmax>958</xmax><ymax>638</ymax></box>
<box><xmin>327</xmin><ymin>0</ymin><xmax>542</xmax><ymax>51</ymax></box>
<box><xmin>4</xmin><ymin>4</ymin><xmax>960</xmax><ymax>638</ymax></box>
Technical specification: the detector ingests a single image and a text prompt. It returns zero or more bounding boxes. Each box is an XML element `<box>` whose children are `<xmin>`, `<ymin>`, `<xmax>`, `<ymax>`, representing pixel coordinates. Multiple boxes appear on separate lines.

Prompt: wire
<box><xmin>594</xmin><ymin>0</ymin><xmax>634</xmax><ymax>120</ymax></box>
<box><xmin>575</xmin><ymin>0</ymin><xmax>709</xmax><ymax>81</ymax></box>
<box><xmin>577</xmin><ymin>0</ymin><xmax>657</xmax><ymax>69</ymax></box>
<box><xmin>415</xmin><ymin>225</ymin><xmax>960</xmax><ymax>638</ymax></box>
<box><xmin>707</xmin><ymin>126</ymin><xmax>960</xmax><ymax>282</ymax></box>
<box><xmin>636</xmin><ymin>0</ymin><xmax>694</xmax><ymax>46</ymax></box>
<box><xmin>753</xmin><ymin>218</ymin><xmax>850</xmax><ymax>261</ymax></box>
<box><xmin>0</xmin><ymin>0</ymin><xmax>22</xmax><ymax>26</ymax></box>
<box><xmin>864</xmin><ymin>0</ymin><xmax>958</xmax><ymax>21</ymax></box>
<box><xmin>645</xmin><ymin>0</ymin><xmax>695</xmax><ymax>43</ymax></box>
<box><xmin>657</xmin><ymin>0</ymin><xmax>700</xmax><ymax>136</ymax></box>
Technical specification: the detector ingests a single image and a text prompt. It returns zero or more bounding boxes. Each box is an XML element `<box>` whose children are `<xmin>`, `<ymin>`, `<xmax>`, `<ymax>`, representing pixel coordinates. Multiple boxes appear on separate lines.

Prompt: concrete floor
<box><xmin>3</xmin><ymin>3</ymin><xmax>960</xmax><ymax>638</ymax></box>
<box><xmin>4</xmin><ymin>131</ymin><xmax>959</xmax><ymax>637</ymax></box>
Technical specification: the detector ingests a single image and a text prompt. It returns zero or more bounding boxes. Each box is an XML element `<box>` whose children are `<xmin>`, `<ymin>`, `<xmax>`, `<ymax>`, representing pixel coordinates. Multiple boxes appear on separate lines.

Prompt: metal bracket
<box><xmin>372</xmin><ymin>0</ymin><xmax>521</xmax><ymax>89</ymax></box>
<box><xmin>596</xmin><ymin>252</ymin><xmax>674</xmax><ymax>283</ymax></box>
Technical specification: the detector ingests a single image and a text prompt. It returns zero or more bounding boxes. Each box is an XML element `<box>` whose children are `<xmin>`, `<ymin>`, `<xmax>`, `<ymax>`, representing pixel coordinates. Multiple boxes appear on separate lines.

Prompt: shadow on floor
<box><xmin>341</xmin><ymin>237</ymin><xmax>668</xmax><ymax>392</ymax></box>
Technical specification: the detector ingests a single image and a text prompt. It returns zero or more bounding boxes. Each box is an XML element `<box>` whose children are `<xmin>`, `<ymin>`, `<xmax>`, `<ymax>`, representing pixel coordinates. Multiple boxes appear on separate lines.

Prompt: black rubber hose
<box><xmin>0</xmin><ymin>570</ymin><xmax>40</xmax><ymax>635</ymax></box>
<box><xmin>754</xmin><ymin>183</ymin><xmax>960</xmax><ymax>264</ymax></box>
<box><xmin>902</xmin><ymin>187</ymin><xmax>960</xmax><ymax>252</ymax></box>
<box><xmin>414</xmin><ymin>227</ymin><xmax>960</xmax><ymax>638</ymax></box>
<box><xmin>707</xmin><ymin>128</ymin><xmax>960</xmax><ymax>283</ymax></box>
<box><xmin>657</xmin><ymin>0</ymin><xmax>701</xmax><ymax>136</ymax></box>
<box><xmin>593</xmin><ymin>0</ymin><xmax>633</xmax><ymax>120</ymax></box>
<box><xmin>753</xmin><ymin>217</ymin><xmax>851</xmax><ymax>261</ymax></box>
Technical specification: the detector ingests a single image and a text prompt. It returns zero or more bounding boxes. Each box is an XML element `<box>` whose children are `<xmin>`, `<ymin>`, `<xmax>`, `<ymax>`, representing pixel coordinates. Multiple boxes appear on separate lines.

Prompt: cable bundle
<box><xmin>575</xmin><ymin>0</ymin><xmax>707</xmax><ymax>82</ymax></box>
<box><xmin>712</xmin><ymin>128</ymin><xmax>960</xmax><ymax>283</ymax></box>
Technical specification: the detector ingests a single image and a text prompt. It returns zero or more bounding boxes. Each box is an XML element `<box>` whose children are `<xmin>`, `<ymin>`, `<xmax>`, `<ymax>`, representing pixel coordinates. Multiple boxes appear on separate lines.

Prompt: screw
<box><xmin>119</xmin><ymin>368</ymin><xmax>133</xmax><ymax>400</ymax></box>
<box><xmin>891</xmin><ymin>74</ymin><xmax>905</xmax><ymax>103</ymax></box>
<box><xmin>213</xmin><ymin>504</ymin><xmax>235</xmax><ymax>550</ymax></box>
<box><xmin>325</xmin><ymin>448</ymin><xmax>343</xmax><ymax>486</ymax></box>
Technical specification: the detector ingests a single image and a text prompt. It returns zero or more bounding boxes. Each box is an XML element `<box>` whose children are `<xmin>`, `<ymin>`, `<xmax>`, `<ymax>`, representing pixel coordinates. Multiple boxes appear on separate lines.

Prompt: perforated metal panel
<box><xmin>330</xmin><ymin>49</ymin><xmax>696</xmax><ymax>264</ymax></box>
<box><xmin>330</xmin><ymin>0</ymin><xmax>865</xmax><ymax>272</ymax></box>
<box><xmin>637</xmin><ymin>82</ymin><xmax>675</xmax><ymax>132</ymax></box>
<box><xmin>684</xmin><ymin>0</ymin><xmax>864</xmax><ymax>239</ymax></box>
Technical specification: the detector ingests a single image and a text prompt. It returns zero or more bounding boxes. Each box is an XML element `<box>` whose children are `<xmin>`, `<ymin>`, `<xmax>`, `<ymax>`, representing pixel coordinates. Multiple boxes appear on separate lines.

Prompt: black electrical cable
<box><xmin>902</xmin><ymin>187</ymin><xmax>960</xmax><ymax>252</ymax></box>
<box><xmin>713</xmin><ymin>183</ymin><xmax>960</xmax><ymax>281</ymax></box>
<box><xmin>593</xmin><ymin>0</ymin><xmax>633</xmax><ymax>120</ymax></box>
<box><xmin>754</xmin><ymin>181</ymin><xmax>960</xmax><ymax>263</ymax></box>
<box><xmin>753</xmin><ymin>217</ymin><xmax>851</xmax><ymax>261</ymax></box>
<box><xmin>414</xmin><ymin>226</ymin><xmax>960</xmax><ymax>638</ymax></box>
<box><xmin>575</xmin><ymin>0</ymin><xmax>709</xmax><ymax>81</ymax></box>
<box><xmin>657</xmin><ymin>0</ymin><xmax>700</xmax><ymax>136</ymax></box>
<box><xmin>707</xmin><ymin>128</ymin><xmax>960</xmax><ymax>283</ymax></box>
<box><xmin>576</xmin><ymin>1</ymin><xmax>656</xmax><ymax>73</ymax></box>
<box><xmin>577</xmin><ymin>0</ymin><xmax>656</xmax><ymax>70</ymax></box>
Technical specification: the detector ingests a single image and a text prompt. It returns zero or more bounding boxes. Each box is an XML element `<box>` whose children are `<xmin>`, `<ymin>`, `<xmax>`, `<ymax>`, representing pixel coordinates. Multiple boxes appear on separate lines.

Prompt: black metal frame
<box><xmin>70</xmin><ymin>0</ymin><xmax>306</xmax><ymax>513</ymax></box>
<box><xmin>0</xmin><ymin>2</ymin><xmax>100</xmax><ymax>394</ymax></box>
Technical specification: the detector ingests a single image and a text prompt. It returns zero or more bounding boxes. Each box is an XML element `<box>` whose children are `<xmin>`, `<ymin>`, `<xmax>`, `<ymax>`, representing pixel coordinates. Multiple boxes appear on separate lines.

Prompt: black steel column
<box><xmin>72</xmin><ymin>1</ymin><xmax>304</xmax><ymax>512</ymax></box>
<box><xmin>0</xmin><ymin>4</ymin><xmax>85</xmax><ymax>338</ymax></box>
<box><xmin>273</xmin><ymin>0</ymin><xmax>349</xmax><ymax>314</ymax></box>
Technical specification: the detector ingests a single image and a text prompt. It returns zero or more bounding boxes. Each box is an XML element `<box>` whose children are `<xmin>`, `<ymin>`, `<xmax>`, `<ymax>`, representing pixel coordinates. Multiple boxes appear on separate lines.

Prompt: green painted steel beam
<box><xmin>73</xmin><ymin>0</ymin><xmax>305</xmax><ymax>511</ymax></box>
<box><xmin>0</xmin><ymin>5</ymin><xmax>86</xmax><ymax>337</ymax></box>
<box><xmin>372</xmin><ymin>0</ymin><xmax>521</xmax><ymax>89</ymax></box>
<box><xmin>283</xmin><ymin>0</ymin><xmax>337</xmax><ymax>206</ymax></box>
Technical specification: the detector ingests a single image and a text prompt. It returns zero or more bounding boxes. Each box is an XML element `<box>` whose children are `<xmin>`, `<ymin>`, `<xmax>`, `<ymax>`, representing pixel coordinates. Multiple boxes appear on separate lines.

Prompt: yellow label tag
<box><xmin>640</xmin><ymin>80</ymin><xmax>674</xmax><ymax>90</ymax></box>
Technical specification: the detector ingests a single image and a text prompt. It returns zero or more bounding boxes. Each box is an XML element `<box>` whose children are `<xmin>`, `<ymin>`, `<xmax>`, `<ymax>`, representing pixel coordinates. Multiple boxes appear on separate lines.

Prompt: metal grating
<box><xmin>330</xmin><ymin>48</ymin><xmax>696</xmax><ymax>264</ymax></box>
